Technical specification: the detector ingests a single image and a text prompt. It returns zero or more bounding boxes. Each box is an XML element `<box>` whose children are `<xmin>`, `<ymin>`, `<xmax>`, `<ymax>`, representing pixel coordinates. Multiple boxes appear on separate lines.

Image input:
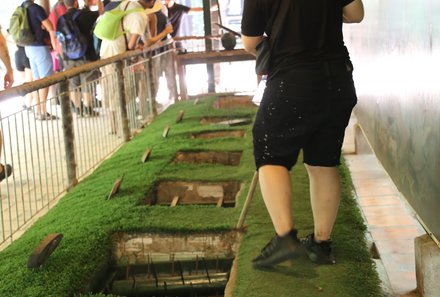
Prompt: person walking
<box><xmin>24</xmin><ymin>0</ymin><xmax>58</xmax><ymax>120</ymax></box>
<box><xmin>14</xmin><ymin>45</ymin><xmax>37</xmax><ymax>111</ymax></box>
<box><xmin>241</xmin><ymin>0</ymin><xmax>364</xmax><ymax>268</ymax></box>
<box><xmin>0</xmin><ymin>27</ymin><xmax>14</xmax><ymax>181</ymax></box>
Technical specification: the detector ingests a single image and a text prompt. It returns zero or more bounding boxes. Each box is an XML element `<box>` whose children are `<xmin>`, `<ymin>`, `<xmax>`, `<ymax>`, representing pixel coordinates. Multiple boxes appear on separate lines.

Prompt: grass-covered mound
<box><xmin>0</xmin><ymin>96</ymin><xmax>382</xmax><ymax>297</ymax></box>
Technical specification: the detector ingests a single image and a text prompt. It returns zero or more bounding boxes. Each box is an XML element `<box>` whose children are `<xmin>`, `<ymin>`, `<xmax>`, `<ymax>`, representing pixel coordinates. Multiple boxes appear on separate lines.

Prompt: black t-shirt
<box><xmin>155</xmin><ymin>11</ymin><xmax>169</xmax><ymax>41</ymax></box>
<box><xmin>241</xmin><ymin>0</ymin><xmax>355</xmax><ymax>75</ymax></box>
<box><xmin>27</xmin><ymin>2</ymin><xmax>50</xmax><ymax>46</ymax></box>
<box><xmin>167</xmin><ymin>3</ymin><xmax>190</xmax><ymax>37</ymax></box>
<box><xmin>62</xmin><ymin>8</ymin><xmax>99</xmax><ymax>61</ymax></box>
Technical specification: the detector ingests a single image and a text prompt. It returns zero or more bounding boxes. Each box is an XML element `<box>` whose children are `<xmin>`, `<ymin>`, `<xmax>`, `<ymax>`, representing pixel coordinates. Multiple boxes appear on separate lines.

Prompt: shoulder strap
<box><xmin>269</xmin><ymin>0</ymin><xmax>290</xmax><ymax>50</ymax></box>
<box><xmin>121</xmin><ymin>1</ymin><xmax>130</xmax><ymax>50</ymax></box>
<box><xmin>72</xmin><ymin>9</ymin><xmax>81</xmax><ymax>21</ymax></box>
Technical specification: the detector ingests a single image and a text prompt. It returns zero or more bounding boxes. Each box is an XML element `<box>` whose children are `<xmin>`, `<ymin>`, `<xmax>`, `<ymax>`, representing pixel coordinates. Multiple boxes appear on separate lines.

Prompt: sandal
<box><xmin>0</xmin><ymin>164</ymin><xmax>12</xmax><ymax>182</ymax></box>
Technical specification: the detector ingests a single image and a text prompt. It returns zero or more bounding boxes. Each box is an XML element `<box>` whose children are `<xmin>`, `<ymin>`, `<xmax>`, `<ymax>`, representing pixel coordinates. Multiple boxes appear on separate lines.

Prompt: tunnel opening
<box><xmin>173</xmin><ymin>151</ymin><xmax>242</xmax><ymax>166</ymax></box>
<box><xmin>98</xmin><ymin>232</ymin><xmax>240</xmax><ymax>297</ymax></box>
<box><xmin>143</xmin><ymin>181</ymin><xmax>242</xmax><ymax>207</ymax></box>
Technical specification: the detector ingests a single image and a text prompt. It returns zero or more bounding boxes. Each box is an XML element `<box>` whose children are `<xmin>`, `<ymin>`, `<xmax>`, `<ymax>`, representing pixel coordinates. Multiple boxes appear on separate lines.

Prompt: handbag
<box><xmin>255</xmin><ymin>0</ymin><xmax>290</xmax><ymax>75</ymax></box>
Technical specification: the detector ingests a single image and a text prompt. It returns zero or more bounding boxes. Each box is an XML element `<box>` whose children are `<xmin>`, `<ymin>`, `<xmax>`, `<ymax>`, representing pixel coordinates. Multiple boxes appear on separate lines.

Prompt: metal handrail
<box><xmin>0</xmin><ymin>40</ymin><xmax>177</xmax><ymax>249</ymax></box>
<box><xmin>0</xmin><ymin>40</ymin><xmax>174</xmax><ymax>101</ymax></box>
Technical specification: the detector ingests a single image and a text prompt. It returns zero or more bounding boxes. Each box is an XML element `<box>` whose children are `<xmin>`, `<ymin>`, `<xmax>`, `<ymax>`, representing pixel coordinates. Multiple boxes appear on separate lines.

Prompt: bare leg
<box><xmin>252</xmin><ymin>165</ymin><xmax>304</xmax><ymax>268</ymax></box>
<box><xmin>82</xmin><ymin>92</ymin><xmax>99</xmax><ymax>116</ymax></box>
<box><xmin>305</xmin><ymin>164</ymin><xmax>341</xmax><ymax>241</ymax></box>
<box><xmin>258</xmin><ymin>165</ymin><xmax>294</xmax><ymax>236</ymax></box>
<box><xmin>38</xmin><ymin>86</ymin><xmax>49</xmax><ymax>115</ymax></box>
<box><xmin>82</xmin><ymin>92</ymin><xmax>92</xmax><ymax>108</ymax></box>
<box><xmin>24</xmin><ymin>68</ymin><xmax>36</xmax><ymax>108</ymax></box>
<box><xmin>70</xmin><ymin>91</ymin><xmax>81</xmax><ymax>109</ymax></box>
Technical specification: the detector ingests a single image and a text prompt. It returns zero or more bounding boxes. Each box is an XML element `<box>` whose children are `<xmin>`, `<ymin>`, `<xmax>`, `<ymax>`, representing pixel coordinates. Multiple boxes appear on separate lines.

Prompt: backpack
<box><xmin>9</xmin><ymin>1</ymin><xmax>35</xmax><ymax>46</ymax></box>
<box><xmin>93</xmin><ymin>2</ymin><xmax>144</xmax><ymax>41</ymax></box>
<box><xmin>91</xmin><ymin>1</ymin><xmax>121</xmax><ymax>56</ymax></box>
<box><xmin>56</xmin><ymin>10</ymin><xmax>88</xmax><ymax>60</ymax></box>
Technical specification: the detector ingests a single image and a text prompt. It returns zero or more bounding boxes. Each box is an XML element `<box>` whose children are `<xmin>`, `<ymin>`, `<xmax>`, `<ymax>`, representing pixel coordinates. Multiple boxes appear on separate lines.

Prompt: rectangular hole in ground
<box><xmin>199</xmin><ymin>117</ymin><xmax>252</xmax><ymax>126</ymax></box>
<box><xmin>173</xmin><ymin>151</ymin><xmax>242</xmax><ymax>166</ymax></box>
<box><xmin>144</xmin><ymin>181</ymin><xmax>242</xmax><ymax>207</ymax></box>
<box><xmin>212</xmin><ymin>95</ymin><xmax>257</xmax><ymax>109</ymax></box>
<box><xmin>97</xmin><ymin>232</ymin><xmax>241</xmax><ymax>297</ymax></box>
<box><xmin>190</xmin><ymin>130</ymin><xmax>246</xmax><ymax>139</ymax></box>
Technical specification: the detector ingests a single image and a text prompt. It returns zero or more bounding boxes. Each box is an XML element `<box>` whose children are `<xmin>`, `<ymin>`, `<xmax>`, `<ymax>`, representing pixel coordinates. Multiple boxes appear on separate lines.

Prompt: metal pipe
<box><xmin>0</xmin><ymin>41</ymin><xmax>174</xmax><ymax>102</ymax></box>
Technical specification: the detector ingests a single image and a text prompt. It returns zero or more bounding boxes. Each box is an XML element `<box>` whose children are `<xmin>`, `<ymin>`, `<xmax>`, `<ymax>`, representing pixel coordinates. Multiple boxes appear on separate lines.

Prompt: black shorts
<box><xmin>14</xmin><ymin>46</ymin><xmax>30</xmax><ymax>72</ymax></box>
<box><xmin>253</xmin><ymin>59</ymin><xmax>357</xmax><ymax>170</ymax></box>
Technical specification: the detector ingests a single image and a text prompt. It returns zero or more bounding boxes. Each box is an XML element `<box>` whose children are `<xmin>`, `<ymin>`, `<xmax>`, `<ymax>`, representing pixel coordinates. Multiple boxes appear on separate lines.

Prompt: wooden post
<box><xmin>236</xmin><ymin>171</ymin><xmax>259</xmax><ymax>229</ymax></box>
<box><xmin>59</xmin><ymin>80</ymin><xmax>78</xmax><ymax>189</ymax></box>
<box><xmin>169</xmin><ymin>49</ymin><xmax>179</xmax><ymax>101</ymax></box>
<box><xmin>203</xmin><ymin>0</ymin><xmax>215</xmax><ymax>93</ymax></box>
<box><xmin>176</xmin><ymin>58</ymin><xmax>188</xmax><ymax>100</ymax></box>
<box><xmin>147</xmin><ymin>51</ymin><xmax>158</xmax><ymax>116</ymax></box>
<box><xmin>115</xmin><ymin>60</ymin><xmax>131</xmax><ymax>142</ymax></box>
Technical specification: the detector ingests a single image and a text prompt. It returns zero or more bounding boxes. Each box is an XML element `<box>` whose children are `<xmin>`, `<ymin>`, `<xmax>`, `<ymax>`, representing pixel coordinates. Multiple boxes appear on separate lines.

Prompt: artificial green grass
<box><xmin>232</xmin><ymin>163</ymin><xmax>382</xmax><ymax>297</ymax></box>
<box><xmin>0</xmin><ymin>96</ymin><xmax>382</xmax><ymax>297</ymax></box>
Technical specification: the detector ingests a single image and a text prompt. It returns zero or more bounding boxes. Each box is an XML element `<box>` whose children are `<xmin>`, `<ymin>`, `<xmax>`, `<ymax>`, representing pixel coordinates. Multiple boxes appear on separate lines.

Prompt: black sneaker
<box><xmin>0</xmin><ymin>164</ymin><xmax>12</xmax><ymax>182</ymax></box>
<box><xmin>301</xmin><ymin>233</ymin><xmax>336</xmax><ymax>265</ymax></box>
<box><xmin>252</xmin><ymin>229</ymin><xmax>303</xmax><ymax>268</ymax></box>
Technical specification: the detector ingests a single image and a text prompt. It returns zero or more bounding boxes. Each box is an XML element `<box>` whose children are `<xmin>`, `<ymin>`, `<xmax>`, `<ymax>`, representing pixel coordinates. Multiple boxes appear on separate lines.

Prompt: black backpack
<box><xmin>56</xmin><ymin>10</ymin><xmax>88</xmax><ymax>60</ymax></box>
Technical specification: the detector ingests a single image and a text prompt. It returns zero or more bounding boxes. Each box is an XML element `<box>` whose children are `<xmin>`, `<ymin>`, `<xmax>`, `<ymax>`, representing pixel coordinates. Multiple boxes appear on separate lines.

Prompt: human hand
<box><xmin>164</xmin><ymin>24</ymin><xmax>173</xmax><ymax>35</ymax></box>
<box><xmin>4</xmin><ymin>70</ymin><xmax>13</xmax><ymax>89</ymax></box>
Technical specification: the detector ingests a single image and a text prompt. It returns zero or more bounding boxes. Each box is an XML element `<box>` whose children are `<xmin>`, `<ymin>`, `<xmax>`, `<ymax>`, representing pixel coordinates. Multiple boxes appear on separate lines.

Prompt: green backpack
<box><xmin>9</xmin><ymin>1</ymin><xmax>35</xmax><ymax>46</ymax></box>
<box><xmin>93</xmin><ymin>2</ymin><xmax>144</xmax><ymax>41</ymax></box>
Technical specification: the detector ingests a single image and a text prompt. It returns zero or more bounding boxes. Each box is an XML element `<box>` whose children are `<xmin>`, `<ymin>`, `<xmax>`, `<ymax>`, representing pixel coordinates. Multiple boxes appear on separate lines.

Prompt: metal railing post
<box><xmin>115</xmin><ymin>60</ymin><xmax>131</xmax><ymax>142</ymax></box>
<box><xmin>59</xmin><ymin>80</ymin><xmax>78</xmax><ymax>189</ymax></box>
<box><xmin>147</xmin><ymin>52</ymin><xmax>158</xmax><ymax>116</ymax></box>
<box><xmin>169</xmin><ymin>50</ymin><xmax>179</xmax><ymax>102</ymax></box>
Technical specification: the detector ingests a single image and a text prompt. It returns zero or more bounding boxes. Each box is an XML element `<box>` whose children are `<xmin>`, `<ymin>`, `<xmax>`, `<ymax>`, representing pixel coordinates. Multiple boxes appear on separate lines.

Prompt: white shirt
<box><xmin>100</xmin><ymin>1</ymin><xmax>148</xmax><ymax>59</ymax></box>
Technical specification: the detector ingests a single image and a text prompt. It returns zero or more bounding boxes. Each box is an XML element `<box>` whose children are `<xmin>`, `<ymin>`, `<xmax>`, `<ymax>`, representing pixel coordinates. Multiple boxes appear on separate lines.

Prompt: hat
<box><xmin>144</xmin><ymin>0</ymin><xmax>162</xmax><ymax>15</ymax></box>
